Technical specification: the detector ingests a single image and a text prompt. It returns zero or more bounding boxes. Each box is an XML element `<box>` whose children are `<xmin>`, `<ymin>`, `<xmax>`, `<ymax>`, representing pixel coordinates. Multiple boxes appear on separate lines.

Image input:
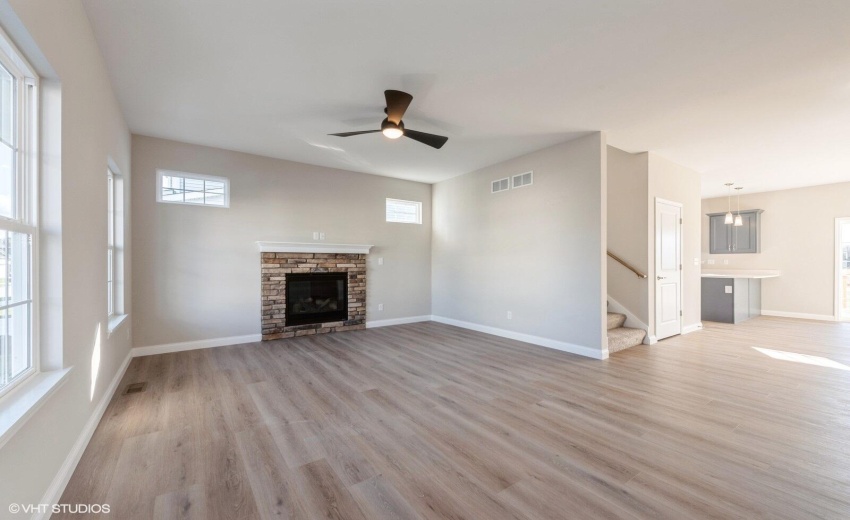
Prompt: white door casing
<box><xmin>836</xmin><ymin>217</ymin><xmax>850</xmax><ymax>322</ymax></box>
<box><xmin>655</xmin><ymin>198</ymin><xmax>682</xmax><ymax>339</ymax></box>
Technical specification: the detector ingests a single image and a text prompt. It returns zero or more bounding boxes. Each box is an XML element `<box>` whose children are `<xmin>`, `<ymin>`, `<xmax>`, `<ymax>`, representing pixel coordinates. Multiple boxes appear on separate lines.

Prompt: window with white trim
<box><xmin>386</xmin><ymin>198</ymin><xmax>422</xmax><ymax>224</ymax></box>
<box><xmin>107</xmin><ymin>167</ymin><xmax>115</xmax><ymax>317</ymax></box>
<box><xmin>0</xmin><ymin>32</ymin><xmax>37</xmax><ymax>398</ymax></box>
<box><xmin>156</xmin><ymin>169</ymin><xmax>229</xmax><ymax>207</ymax></box>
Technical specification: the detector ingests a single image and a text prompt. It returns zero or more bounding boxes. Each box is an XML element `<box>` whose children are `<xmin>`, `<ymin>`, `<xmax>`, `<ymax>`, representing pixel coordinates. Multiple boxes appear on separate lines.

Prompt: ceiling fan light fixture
<box><xmin>329</xmin><ymin>91</ymin><xmax>447</xmax><ymax>149</ymax></box>
<box><xmin>381</xmin><ymin>118</ymin><xmax>404</xmax><ymax>139</ymax></box>
<box><xmin>382</xmin><ymin>127</ymin><xmax>403</xmax><ymax>139</ymax></box>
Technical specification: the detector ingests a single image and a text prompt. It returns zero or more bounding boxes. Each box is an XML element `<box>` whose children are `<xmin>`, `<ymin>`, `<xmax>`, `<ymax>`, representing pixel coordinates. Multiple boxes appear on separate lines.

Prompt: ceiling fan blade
<box><xmin>403</xmin><ymin>128</ymin><xmax>448</xmax><ymax>149</ymax></box>
<box><xmin>328</xmin><ymin>130</ymin><xmax>381</xmax><ymax>137</ymax></box>
<box><xmin>384</xmin><ymin>90</ymin><xmax>413</xmax><ymax>124</ymax></box>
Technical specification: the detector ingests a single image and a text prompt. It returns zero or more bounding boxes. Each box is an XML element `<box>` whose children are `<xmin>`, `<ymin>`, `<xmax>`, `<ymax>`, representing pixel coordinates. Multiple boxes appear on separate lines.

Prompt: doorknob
<box><xmin>657</xmin><ymin>276</ymin><xmax>666</xmax><ymax>280</ymax></box>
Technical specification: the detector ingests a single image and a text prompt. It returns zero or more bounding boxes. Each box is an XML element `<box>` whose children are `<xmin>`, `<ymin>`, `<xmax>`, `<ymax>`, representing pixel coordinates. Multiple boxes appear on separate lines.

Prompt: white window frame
<box><xmin>107</xmin><ymin>166</ymin><xmax>115</xmax><ymax>318</ymax></box>
<box><xmin>386</xmin><ymin>198</ymin><xmax>422</xmax><ymax>225</ymax></box>
<box><xmin>156</xmin><ymin>169</ymin><xmax>230</xmax><ymax>208</ymax></box>
<box><xmin>0</xmin><ymin>27</ymin><xmax>38</xmax><ymax>400</ymax></box>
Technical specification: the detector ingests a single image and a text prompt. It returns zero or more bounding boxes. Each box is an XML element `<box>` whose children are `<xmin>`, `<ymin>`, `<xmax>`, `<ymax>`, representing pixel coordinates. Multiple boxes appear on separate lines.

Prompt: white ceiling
<box><xmin>81</xmin><ymin>0</ymin><xmax>850</xmax><ymax>198</ymax></box>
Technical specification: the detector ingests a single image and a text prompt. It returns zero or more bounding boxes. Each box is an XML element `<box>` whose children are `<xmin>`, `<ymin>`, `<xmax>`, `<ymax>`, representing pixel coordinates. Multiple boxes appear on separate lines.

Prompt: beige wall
<box><xmin>0</xmin><ymin>0</ymin><xmax>132</xmax><ymax>511</ymax></box>
<box><xmin>702</xmin><ymin>181</ymin><xmax>850</xmax><ymax>318</ymax></box>
<box><xmin>648</xmin><ymin>153</ymin><xmax>702</xmax><ymax>337</ymax></box>
<box><xmin>131</xmin><ymin>135</ymin><xmax>432</xmax><ymax>348</ymax></box>
<box><xmin>432</xmin><ymin>133</ymin><xmax>608</xmax><ymax>358</ymax></box>
<box><xmin>607</xmin><ymin>147</ymin><xmax>649</xmax><ymax>325</ymax></box>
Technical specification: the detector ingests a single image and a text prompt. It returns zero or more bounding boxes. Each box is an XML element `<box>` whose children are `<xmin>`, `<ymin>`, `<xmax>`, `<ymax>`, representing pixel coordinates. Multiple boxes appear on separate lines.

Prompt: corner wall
<box><xmin>0</xmin><ymin>0</ymin><xmax>132</xmax><ymax>512</ymax></box>
<box><xmin>702</xmin><ymin>181</ymin><xmax>850</xmax><ymax>319</ymax></box>
<box><xmin>431</xmin><ymin>133</ymin><xmax>608</xmax><ymax>358</ymax></box>
<box><xmin>607</xmin><ymin>147</ymin><xmax>649</xmax><ymax>326</ymax></box>
<box><xmin>131</xmin><ymin>135</ymin><xmax>432</xmax><ymax>349</ymax></box>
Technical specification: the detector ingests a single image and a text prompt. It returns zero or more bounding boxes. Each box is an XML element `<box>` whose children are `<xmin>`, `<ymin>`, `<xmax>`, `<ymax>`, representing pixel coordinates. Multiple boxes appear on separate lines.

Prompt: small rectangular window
<box><xmin>512</xmin><ymin>171</ymin><xmax>533</xmax><ymax>189</ymax></box>
<box><xmin>156</xmin><ymin>169</ymin><xmax>230</xmax><ymax>207</ymax></box>
<box><xmin>386</xmin><ymin>198</ymin><xmax>422</xmax><ymax>224</ymax></box>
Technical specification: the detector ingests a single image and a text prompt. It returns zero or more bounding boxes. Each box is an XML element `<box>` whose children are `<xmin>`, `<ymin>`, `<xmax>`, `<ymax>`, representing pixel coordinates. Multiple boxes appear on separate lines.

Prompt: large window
<box><xmin>386</xmin><ymin>198</ymin><xmax>422</xmax><ymax>224</ymax></box>
<box><xmin>107</xmin><ymin>167</ymin><xmax>115</xmax><ymax>317</ymax></box>
<box><xmin>0</xmin><ymin>33</ymin><xmax>37</xmax><ymax>397</ymax></box>
<box><xmin>156</xmin><ymin>169</ymin><xmax>229</xmax><ymax>207</ymax></box>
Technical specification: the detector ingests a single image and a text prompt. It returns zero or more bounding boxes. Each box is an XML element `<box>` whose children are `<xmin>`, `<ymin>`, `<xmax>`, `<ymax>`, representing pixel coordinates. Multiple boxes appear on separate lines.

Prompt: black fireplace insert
<box><xmin>285</xmin><ymin>272</ymin><xmax>348</xmax><ymax>326</ymax></box>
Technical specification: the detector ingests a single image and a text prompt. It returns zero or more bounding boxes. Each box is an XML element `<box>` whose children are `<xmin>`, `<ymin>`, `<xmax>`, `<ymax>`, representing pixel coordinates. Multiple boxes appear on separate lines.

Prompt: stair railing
<box><xmin>607</xmin><ymin>251</ymin><xmax>648</xmax><ymax>279</ymax></box>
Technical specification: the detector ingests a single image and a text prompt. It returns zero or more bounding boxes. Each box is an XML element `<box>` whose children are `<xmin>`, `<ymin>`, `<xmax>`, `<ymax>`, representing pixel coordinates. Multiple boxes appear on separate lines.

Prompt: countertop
<box><xmin>701</xmin><ymin>269</ymin><xmax>781</xmax><ymax>279</ymax></box>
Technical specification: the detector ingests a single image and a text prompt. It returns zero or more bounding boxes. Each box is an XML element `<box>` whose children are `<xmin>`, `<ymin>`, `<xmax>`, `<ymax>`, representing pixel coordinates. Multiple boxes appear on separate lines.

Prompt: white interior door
<box><xmin>655</xmin><ymin>199</ymin><xmax>682</xmax><ymax>339</ymax></box>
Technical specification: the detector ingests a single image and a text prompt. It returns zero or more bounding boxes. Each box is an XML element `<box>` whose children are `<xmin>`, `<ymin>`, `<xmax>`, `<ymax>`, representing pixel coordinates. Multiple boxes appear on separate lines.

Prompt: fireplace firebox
<box><xmin>285</xmin><ymin>272</ymin><xmax>348</xmax><ymax>326</ymax></box>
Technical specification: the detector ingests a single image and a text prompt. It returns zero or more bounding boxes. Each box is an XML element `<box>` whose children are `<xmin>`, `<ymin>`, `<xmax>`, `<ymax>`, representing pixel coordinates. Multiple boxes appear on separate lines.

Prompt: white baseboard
<box><xmin>36</xmin><ymin>350</ymin><xmax>133</xmax><ymax>520</ymax></box>
<box><xmin>761</xmin><ymin>310</ymin><xmax>836</xmax><ymax>322</ymax></box>
<box><xmin>366</xmin><ymin>315</ymin><xmax>432</xmax><ymax>328</ymax></box>
<box><xmin>645</xmin><ymin>335</ymin><xmax>658</xmax><ymax>345</ymax></box>
<box><xmin>682</xmin><ymin>322</ymin><xmax>703</xmax><ymax>334</ymax></box>
<box><xmin>132</xmin><ymin>334</ymin><xmax>262</xmax><ymax>357</ymax></box>
<box><xmin>431</xmin><ymin>315</ymin><xmax>607</xmax><ymax>360</ymax></box>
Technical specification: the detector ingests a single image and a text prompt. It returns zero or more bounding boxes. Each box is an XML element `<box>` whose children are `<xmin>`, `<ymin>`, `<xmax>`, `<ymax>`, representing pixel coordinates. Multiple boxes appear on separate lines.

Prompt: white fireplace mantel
<box><xmin>257</xmin><ymin>241</ymin><xmax>373</xmax><ymax>254</ymax></box>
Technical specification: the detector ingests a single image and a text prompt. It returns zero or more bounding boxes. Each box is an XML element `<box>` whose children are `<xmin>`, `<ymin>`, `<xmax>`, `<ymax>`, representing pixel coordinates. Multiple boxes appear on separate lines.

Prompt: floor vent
<box><xmin>124</xmin><ymin>382</ymin><xmax>148</xmax><ymax>395</ymax></box>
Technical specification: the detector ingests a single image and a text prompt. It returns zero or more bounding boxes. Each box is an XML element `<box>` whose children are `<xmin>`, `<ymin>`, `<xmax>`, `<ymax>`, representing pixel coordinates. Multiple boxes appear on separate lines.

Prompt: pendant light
<box><xmin>724</xmin><ymin>183</ymin><xmax>734</xmax><ymax>224</ymax></box>
<box><xmin>734</xmin><ymin>186</ymin><xmax>743</xmax><ymax>227</ymax></box>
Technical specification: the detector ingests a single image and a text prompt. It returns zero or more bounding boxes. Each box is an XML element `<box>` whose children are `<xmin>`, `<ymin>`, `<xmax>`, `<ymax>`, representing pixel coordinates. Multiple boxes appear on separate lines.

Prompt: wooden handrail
<box><xmin>607</xmin><ymin>251</ymin><xmax>648</xmax><ymax>279</ymax></box>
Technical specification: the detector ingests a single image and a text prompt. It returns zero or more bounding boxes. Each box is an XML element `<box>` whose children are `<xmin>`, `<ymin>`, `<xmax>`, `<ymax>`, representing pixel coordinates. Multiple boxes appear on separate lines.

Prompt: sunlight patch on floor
<box><xmin>752</xmin><ymin>347</ymin><xmax>849</xmax><ymax>371</ymax></box>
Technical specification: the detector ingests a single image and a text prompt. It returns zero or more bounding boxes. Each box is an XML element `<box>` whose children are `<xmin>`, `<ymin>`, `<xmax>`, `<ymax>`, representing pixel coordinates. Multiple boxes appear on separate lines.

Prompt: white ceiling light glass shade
<box><xmin>724</xmin><ymin>183</ymin><xmax>734</xmax><ymax>224</ymax></box>
<box><xmin>734</xmin><ymin>186</ymin><xmax>744</xmax><ymax>226</ymax></box>
<box><xmin>382</xmin><ymin>127</ymin><xmax>403</xmax><ymax>139</ymax></box>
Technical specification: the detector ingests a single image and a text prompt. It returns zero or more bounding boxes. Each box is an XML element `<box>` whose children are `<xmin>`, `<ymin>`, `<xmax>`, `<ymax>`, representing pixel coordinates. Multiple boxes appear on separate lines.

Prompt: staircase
<box><xmin>607</xmin><ymin>312</ymin><xmax>646</xmax><ymax>354</ymax></box>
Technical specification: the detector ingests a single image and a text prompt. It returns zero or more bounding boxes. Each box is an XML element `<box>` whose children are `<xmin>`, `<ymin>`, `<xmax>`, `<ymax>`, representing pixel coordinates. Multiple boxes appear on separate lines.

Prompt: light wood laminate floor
<box><xmin>58</xmin><ymin>318</ymin><xmax>850</xmax><ymax>519</ymax></box>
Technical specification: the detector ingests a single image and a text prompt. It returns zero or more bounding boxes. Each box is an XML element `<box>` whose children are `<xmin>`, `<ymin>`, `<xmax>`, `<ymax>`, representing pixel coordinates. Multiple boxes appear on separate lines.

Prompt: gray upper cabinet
<box><xmin>707</xmin><ymin>209</ymin><xmax>763</xmax><ymax>254</ymax></box>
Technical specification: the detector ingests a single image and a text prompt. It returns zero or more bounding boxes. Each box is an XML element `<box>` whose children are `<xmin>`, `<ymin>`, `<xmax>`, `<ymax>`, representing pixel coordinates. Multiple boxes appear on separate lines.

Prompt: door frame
<box><xmin>835</xmin><ymin>217</ymin><xmax>850</xmax><ymax>322</ymax></box>
<box><xmin>654</xmin><ymin>197</ymin><xmax>684</xmax><ymax>339</ymax></box>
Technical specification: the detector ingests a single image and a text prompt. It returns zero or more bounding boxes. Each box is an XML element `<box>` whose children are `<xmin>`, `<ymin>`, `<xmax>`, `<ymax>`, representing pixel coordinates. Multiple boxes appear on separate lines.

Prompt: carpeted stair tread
<box><xmin>606</xmin><ymin>312</ymin><xmax>626</xmax><ymax>330</ymax></box>
<box><xmin>608</xmin><ymin>326</ymin><xmax>647</xmax><ymax>353</ymax></box>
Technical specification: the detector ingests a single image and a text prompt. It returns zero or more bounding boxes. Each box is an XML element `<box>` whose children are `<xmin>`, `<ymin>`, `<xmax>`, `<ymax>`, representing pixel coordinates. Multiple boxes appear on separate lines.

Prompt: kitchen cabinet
<box><xmin>707</xmin><ymin>209</ymin><xmax>763</xmax><ymax>254</ymax></box>
<box><xmin>701</xmin><ymin>277</ymin><xmax>762</xmax><ymax>323</ymax></box>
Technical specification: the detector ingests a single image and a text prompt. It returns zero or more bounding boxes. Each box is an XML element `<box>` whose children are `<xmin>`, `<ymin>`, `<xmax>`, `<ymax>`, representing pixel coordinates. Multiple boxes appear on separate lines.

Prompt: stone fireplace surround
<box><xmin>259</xmin><ymin>242</ymin><xmax>372</xmax><ymax>340</ymax></box>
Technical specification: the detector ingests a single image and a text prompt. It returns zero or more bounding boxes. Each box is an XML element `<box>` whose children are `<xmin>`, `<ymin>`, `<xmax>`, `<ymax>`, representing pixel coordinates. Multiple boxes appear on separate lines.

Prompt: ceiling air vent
<box><xmin>512</xmin><ymin>171</ymin><xmax>533</xmax><ymax>189</ymax></box>
<box><xmin>491</xmin><ymin>178</ymin><xmax>509</xmax><ymax>193</ymax></box>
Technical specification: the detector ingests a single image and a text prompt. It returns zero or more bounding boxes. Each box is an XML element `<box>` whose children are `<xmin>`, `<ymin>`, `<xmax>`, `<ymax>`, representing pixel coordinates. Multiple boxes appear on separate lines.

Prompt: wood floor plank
<box><xmin>57</xmin><ymin>317</ymin><xmax>850</xmax><ymax>519</ymax></box>
<box><xmin>153</xmin><ymin>484</ymin><xmax>207</xmax><ymax>520</ymax></box>
<box><xmin>295</xmin><ymin>459</ymin><xmax>368</xmax><ymax>520</ymax></box>
<box><xmin>234</xmin><ymin>425</ymin><xmax>308</xmax><ymax>519</ymax></box>
<box><xmin>349</xmin><ymin>475</ymin><xmax>423</xmax><ymax>520</ymax></box>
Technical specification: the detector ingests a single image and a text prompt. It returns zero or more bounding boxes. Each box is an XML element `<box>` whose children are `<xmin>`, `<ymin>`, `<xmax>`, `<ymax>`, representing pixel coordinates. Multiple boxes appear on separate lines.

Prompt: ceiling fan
<box><xmin>329</xmin><ymin>90</ymin><xmax>449</xmax><ymax>149</ymax></box>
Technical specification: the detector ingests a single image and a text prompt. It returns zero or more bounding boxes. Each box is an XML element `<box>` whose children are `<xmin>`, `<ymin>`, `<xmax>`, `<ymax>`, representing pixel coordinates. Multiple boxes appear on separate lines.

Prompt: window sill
<box><xmin>0</xmin><ymin>367</ymin><xmax>72</xmax><ymax>450</ymax></box>
<box><xmin>108</xmin><ymin>313</ymin><xmax>128</xmax><ymax>335</ymax></box>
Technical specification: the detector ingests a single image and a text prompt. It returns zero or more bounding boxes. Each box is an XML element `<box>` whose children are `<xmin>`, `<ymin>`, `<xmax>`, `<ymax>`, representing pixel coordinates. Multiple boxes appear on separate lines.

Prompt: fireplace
<box><xmin>260</xmin><ymin>247</ymin><xmax>368</xmax><ymax>340</ymax></box>
<box><xmin>285</xmin><ymin>272</ymin><xmax>348</xmax><ymax>326</ymax></box>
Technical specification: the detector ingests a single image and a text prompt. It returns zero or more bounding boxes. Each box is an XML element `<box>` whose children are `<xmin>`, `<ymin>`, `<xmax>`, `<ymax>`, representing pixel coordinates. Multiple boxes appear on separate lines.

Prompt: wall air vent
<box><xmin>491</xmin><ymin>178</ymin><xmax>509</xmax><ymax>193</ymax></box>
<box><xmin>512</xmin><ymin>171</ymin><xmax>533</xmax><ymax>189</ymax></box>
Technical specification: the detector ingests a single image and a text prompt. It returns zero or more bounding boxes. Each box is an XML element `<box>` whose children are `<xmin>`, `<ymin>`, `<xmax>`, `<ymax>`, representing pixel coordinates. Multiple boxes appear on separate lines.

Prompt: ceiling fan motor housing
<box><xmin>381</xmin><ymin>118</ymin><xmax>404</xmax><ymax>133</ymax></box>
